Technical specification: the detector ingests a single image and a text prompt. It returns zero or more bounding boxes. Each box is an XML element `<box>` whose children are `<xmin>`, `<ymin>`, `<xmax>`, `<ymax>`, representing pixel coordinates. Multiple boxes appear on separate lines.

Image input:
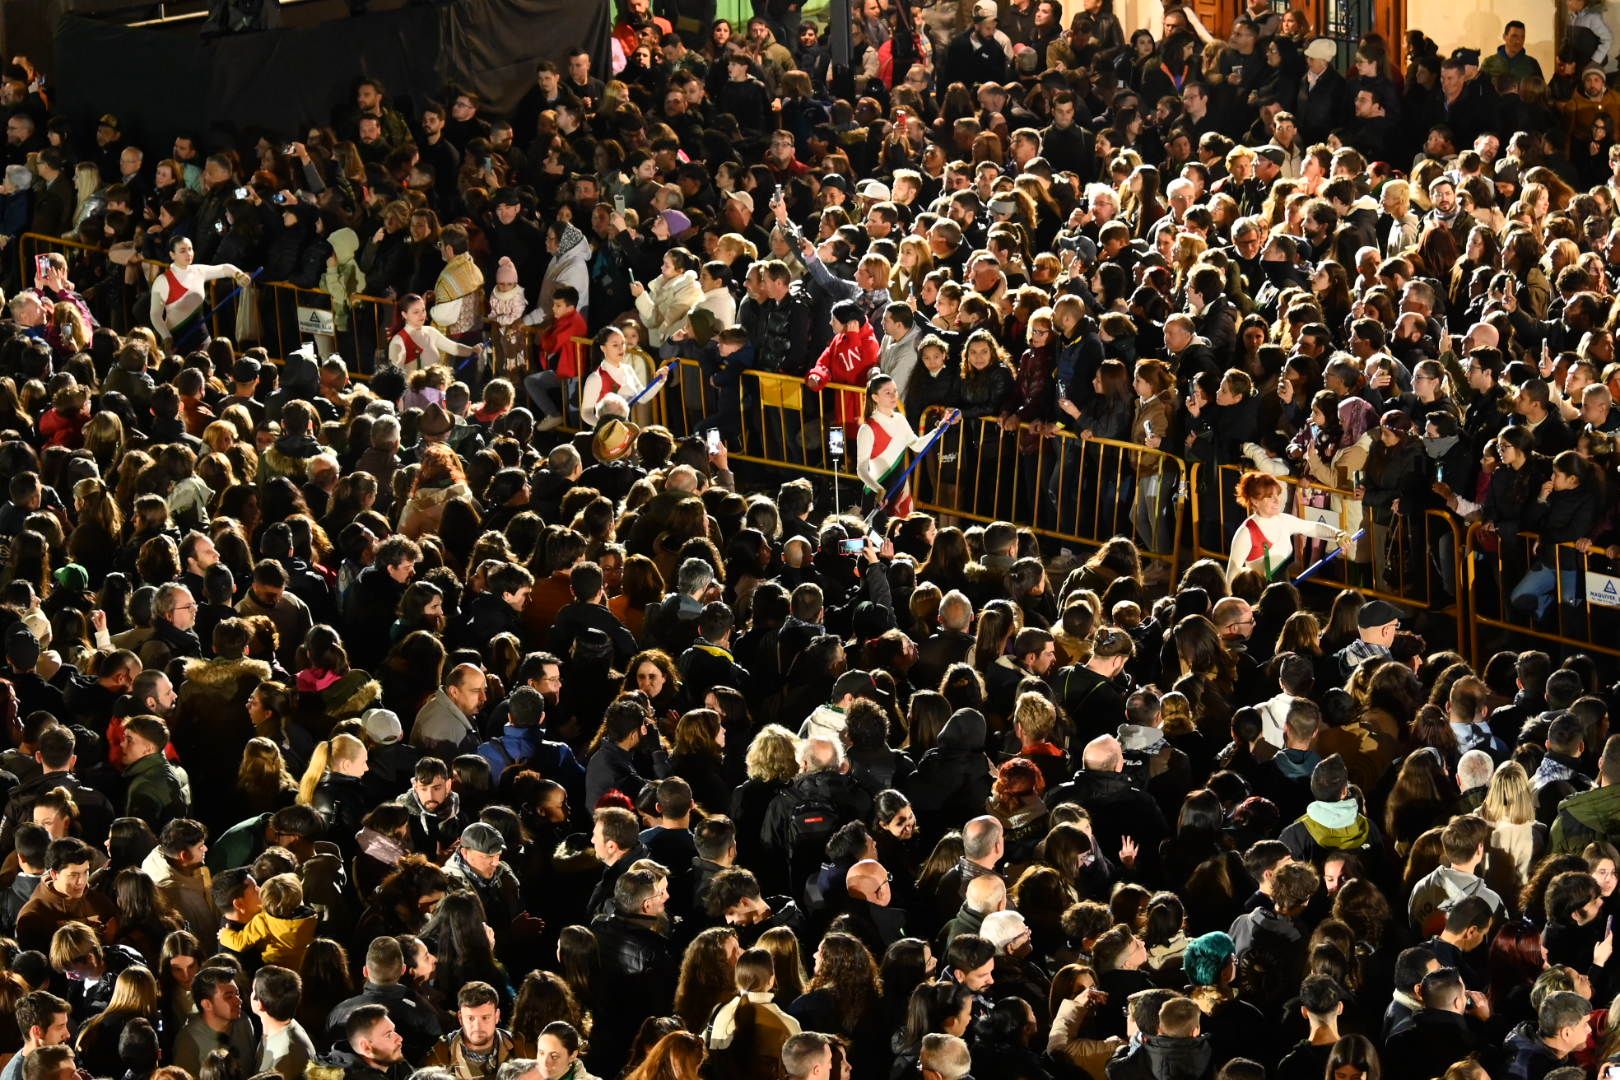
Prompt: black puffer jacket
<box><xmin>907</xmin><ymin>708</ymin><xmax>992</xmax><ymax>833</ymax></box>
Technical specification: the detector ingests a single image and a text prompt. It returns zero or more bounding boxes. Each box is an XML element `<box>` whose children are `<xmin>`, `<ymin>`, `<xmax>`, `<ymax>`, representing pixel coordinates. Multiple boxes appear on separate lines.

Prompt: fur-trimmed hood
<box><xmin>314</xmin><ymin>670</ymin><xmax>381</xmax><ymax>719</ymax></box>
<box><xmin>263</xmin><ymin>444</ymin><xmax>313</xmax><ymax>479</ymax></box>
<box><xmin>181</xmin><ymin>655</ymin><xmax>272</xmax><ymax>690</ymax></box>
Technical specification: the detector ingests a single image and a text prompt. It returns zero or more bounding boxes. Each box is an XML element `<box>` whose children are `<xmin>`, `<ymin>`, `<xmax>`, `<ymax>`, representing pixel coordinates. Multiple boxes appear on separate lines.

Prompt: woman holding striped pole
<box><xmin>1226</xmin><ymin>470</ymin><xmax>1351</xmax><ymax>584</ymax></box>
<box><xmin>857</xmin><ymin>373</ymin><xmax>959</xmax><ymax>525</ymax></box>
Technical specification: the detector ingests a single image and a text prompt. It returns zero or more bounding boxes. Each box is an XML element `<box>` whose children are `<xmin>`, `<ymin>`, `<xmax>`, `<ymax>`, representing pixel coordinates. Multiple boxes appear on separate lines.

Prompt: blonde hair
<box><xmin>53</xmin><ymin>303</ymin><xmax>91</xmax><ymax>354</ymax></box>
<box><xmin>297</xmin><ymin>732</ymin><xmax>366</xmax><ymax>805</ymax></box>
<box><xmin>744</xmin><ymin>724</ymin><xmax>799</xmax><ymax>784</ymax></box>
<box><xmin>260</xmin><ymin>873</ymin><xmax>304</xmax><ymax>918</ymax></box>
<box><xmin>1482</xmin><ymin>761</ymin><xmax>1535</xmax><ymax>826</ymax></box>
<box><xmin>1013</xmin><ymin>691</ymin><xmax>1057</xmax><ymax>744</ymax></box>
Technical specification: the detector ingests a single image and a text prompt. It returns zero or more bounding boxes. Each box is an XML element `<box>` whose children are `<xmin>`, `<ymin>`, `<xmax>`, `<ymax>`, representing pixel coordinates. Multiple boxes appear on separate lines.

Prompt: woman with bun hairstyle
<box><xmin>1226</xmin><ymin>470</ymin><xmax>1350</xmax><ymax>583</ymax></box>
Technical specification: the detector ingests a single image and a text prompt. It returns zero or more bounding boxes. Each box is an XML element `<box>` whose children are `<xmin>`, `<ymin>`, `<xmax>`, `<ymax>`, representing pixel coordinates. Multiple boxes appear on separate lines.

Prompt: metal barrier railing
<box><xmin>660</xmin><ymin>357</ymin><xmax>865</xmax><ymax>482</ymax></box>
<box><xmin>916</xmin><ymin>415</ymin><xmax>1186</xmax><ymax>578</ymax></box>
<box><xmin>1465</xmin><ymin>524</ymin><xmax>1620</xmax><ymax>663</ymax></box>
<box><xmin>19</xmin><ymin>232</ymin><xmax>400</xmax><ymax>374</ymax></box>
<box><xmin>1189</xmin><ymin>462</ymin><xmax>1467</xmax><ymax>650</ymax></box>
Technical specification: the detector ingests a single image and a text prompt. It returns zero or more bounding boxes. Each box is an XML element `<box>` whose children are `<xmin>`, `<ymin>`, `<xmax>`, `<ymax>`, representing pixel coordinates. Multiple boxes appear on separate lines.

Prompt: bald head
<box><xmin>965</xmin><ymin>874</ymin><xmax>1007</xmax><ymax>915</ymax></box>
<box><xmin>962</xmin><ymin>816</ymin><xmax>1004</xmax><ymax>864</ymax></box>
<box><xmin>1465</xmin><ymin>322</ymin><xmax>1500</xmax><ymax>351</ymax></box>
<box><xmin>1083</xmin><ymin>735</ymin><xmax>1124</xmax><ymax>772</ymax></box>
<box><xmin>846</xmin><ymin>859</ymin><xmax>891</xmax><ymax>906</ymax></box>
<box><xmin>1210</xmin><ymin>597</ymin><xmax>1253</xmax><ymax>640</ymax></box>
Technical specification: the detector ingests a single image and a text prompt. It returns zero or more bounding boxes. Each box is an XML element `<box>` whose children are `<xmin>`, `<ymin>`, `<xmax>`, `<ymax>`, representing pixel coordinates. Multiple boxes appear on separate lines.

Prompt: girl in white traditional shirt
<box><xmin>580</xmin><ymin>325</ymin><xmax>673</xmax><ymax>427</ymax></box>
<box><xmin>856</xmin><ymin>373</ymin><xmax>958</xmax><ymax>520</ymax></box>
<box><xmin>149</xmin><ymin>235</ymin><xmax>250</xmax><ymax>352</ymax></box>
<box><xmin>1226</xmin><ymin>469</ymin><xmax>1350</xmax><ymax>583</ymax></box>
<box><xmin>386</xmin><ymin>292</ymin><xmax>483</xmax><ymax>374</ymax></box>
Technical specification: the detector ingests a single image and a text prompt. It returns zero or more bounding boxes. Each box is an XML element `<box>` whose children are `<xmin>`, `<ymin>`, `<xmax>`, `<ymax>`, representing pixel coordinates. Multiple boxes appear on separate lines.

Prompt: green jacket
<box><xmin>123</xmin><ymin>750</ymin><xmax>188</xmax><ymax>826</ymax></box>
<box><xmin>208</xmin><ymin>812</ymin><xmax>273</xmax><ymax>874</ymax></box>
<box><xmin>1550</xmin><ymin>782</ymin><xmax>1620</xmax><ymax>854</ymax></box>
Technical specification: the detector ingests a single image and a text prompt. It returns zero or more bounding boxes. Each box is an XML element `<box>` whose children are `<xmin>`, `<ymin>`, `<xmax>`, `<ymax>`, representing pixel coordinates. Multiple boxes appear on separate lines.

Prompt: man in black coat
<box><xmin>485</xmin><ymin>189</ymin><xmax>545</xmax><ymax>293</ymax></box>
<box><xmin>325</xmin><ymin>937</ymin><xmax>444</xmax><ymax>1062</ymax></box>
<box><xmin>1384</xmin><ymin>967</ymin><xmax>1486</xmax><ymax>1080</ymax></box>
<box><xmin>1294</xmin><ymin>38</ymin><xmax>1350</xmax><ymax>144</ymax></box>
<box><xmin>448</xmin><ymin>563</ymin><xmax>532</xmax><ymax>663</ymax></box>
<box><xmin>1048</xmin><ymin>735</ymin><xmax>1168</xmax><ymax>871</ymax></box>
<box><xmin>590</xmin><ymin>868</ymin><xmax>678</xmax><ymax>1077</ymax></box>
<box><xmin>29</xmin><ymin>149</ymin><xmax>73</xmax><ymax>239</ymax></box>
<box><xmin>547</xmin><ymin>562</ymin><xmax>638</xmax><ymax>668</ymax></box>
<box><xmin>941</xmin><ymin>9</ymin><xmax>1009</xmax><ymax>90</ymax></box>
<box><xmin>677</xmin><ymin>602</ymin><xmax>751</xmax><ymax>703</ymax></box>
<box><xmin>343</xmin><ymin>536</ymin><xmax>420</xmax><ymax>670</ymax></box>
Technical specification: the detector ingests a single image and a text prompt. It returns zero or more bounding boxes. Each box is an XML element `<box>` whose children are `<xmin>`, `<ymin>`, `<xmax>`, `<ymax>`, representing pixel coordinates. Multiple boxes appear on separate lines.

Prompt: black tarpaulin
<box><xmin>53</xmin><ymin>0</ymin><xmax>611</xmax><ymax>151</ymax></box>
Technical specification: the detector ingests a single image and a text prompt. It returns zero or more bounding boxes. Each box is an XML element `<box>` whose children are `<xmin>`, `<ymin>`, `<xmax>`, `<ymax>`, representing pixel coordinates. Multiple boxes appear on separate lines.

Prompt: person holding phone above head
<box><xmin>1226</xmin><ymin>470</ymin><xmax>1350</xmax><ymax>583</ymax></box>
<box><xmin>149</xmin><ymin>234</ymin><xmax>249</xmax><ymax>353</ymax></box>
<box><xmin>857</xmin><ymin>372</ymin><xmax>959</xmax><ymax>523</ymax></box>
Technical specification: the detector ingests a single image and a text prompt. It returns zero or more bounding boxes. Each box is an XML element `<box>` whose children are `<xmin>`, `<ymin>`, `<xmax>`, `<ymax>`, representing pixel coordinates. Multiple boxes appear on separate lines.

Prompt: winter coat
<box><xmin>1048</xmin><ymin>768</ymin><xmax>1169</xmax><ymax>870</ymax></box>
<box><xmin>139</xmin><ymin>845</ymin><xmax>218</xmax><ymax>950</ymax></box>
<box><xmin>1407</xmin><ymin>864</ymin><xmax>1504</xmax><ymax>931</ymax></box>
<box><xmin>399</xmin><ymin>480</ymin><xmax>473</xmax><ymax>540</ymax></box>
<box><xmin>1132</xmin><ymin>390</ymin><xmax>1179</xmax><ymax>478</ymax></box>
<box><xmin>218</xmin><ymin>904</ymin><xmax>319</xmax><ymax>967</ymax></box>
<box><xmin>174</xmin><ymin>654</ymin><xmax>271</xmax><ymax>831</ymax></box>
<box><xmin>589</xmin><ymin>911</ymin><xmax>678</xmax><ymax>1074</ymax></box>
<box><xmin>634</xmin><ymin>269</ymin><xmax>704</xmax><ymax>347</ymax></box>
<box><xmin>907</xmin><ymin>708</ymin><xmax>993</xmax><ymax>833</ymax></box>
<box><xmin>13</xmin><ymin>877</ymin><xmax>120</xmax><ymax>953</ymax></box>
<box><xmin>1503</xmin><ymin>1021</ymin><xmax>1569</xmax><ymax>1080</ymax></box>
<box><xmin>321</xmin><ymin>228</ymin><xmax>367</xmax><ymax>330</ymax></box>
<box><xmin>959</xmin><ymin>363</ymin><xmax>1016</xmax><ymax>426</ymax></box>
<box><xmin>539</xmin><ymin>233</ymin><xmax>592</xmax><ymax>319</ymax></box>
<box><xmin>1549</xmin><ymin>783</ymin><xmax>1620</xmax><ymax>853</ymax></box>
<box><xmin>807</xmin><ymin>323</ymin><xmax>881</xmax><ymax>424</ymax></box>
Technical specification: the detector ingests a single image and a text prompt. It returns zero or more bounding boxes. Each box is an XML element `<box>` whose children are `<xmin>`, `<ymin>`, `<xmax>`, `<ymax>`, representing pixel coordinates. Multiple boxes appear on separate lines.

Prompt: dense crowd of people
<box><xmin>0</xmin><ymin>5</ymin><xmax>1616</xmax><ymax>1080</ymax></box>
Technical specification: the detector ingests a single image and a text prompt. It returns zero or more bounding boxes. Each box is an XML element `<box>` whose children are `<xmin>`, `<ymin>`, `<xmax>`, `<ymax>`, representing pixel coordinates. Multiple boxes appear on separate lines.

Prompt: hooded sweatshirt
<box><xmin>1408</xmin><ymin>864</ymin><xmax>1503</xmax><ymax>930</ymax></box>
<box><xmin>1143</xmin><ymin>1033</ymin><xmax>1213</xmax><ymax>1080</ymax></box>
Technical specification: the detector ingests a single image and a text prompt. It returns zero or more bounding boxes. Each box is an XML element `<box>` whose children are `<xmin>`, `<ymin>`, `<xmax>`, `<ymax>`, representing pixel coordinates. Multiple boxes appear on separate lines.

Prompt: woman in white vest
<box><xmin>1226</xmin><ymin>469</ymin><xmax>1350</xmax><ymax>584</ymax></box>
<box><xmin>149</xmin><ymin>235</ymin><xmax>251</xmax><ymax>353</ymax></box>
<box><xmin>856</xmin><ymin>373</ymin><xmax>958</xmax><ymax>523</ymax></box>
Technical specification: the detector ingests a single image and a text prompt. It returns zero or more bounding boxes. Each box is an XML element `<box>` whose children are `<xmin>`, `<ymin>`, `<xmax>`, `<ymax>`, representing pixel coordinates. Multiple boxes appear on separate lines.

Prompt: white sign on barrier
<box><xmin>1587</xmin><ymin>572</ymin><xmax>1620</xmax><ymax>608</ymax></box>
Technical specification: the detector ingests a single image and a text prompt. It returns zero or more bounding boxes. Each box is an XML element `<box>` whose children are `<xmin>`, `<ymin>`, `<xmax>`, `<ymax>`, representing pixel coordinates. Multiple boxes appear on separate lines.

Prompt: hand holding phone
<box><xmin>614</xmin><ymin>194</ymin><xmax>627</xmax><ymax>215</ymax></box>
<box><xmin>706</xmin><ymin>428</ymin><xmax>722</xmax><ymax>454</ymax></box>
<box><xmin>839</xmin><ymin>537</ymin><xmax>864</xmax><ymax>555</ymax></box>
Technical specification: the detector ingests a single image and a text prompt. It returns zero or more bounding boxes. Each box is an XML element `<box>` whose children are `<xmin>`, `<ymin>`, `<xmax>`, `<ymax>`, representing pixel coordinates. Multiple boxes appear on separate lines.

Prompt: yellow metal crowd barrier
<box><xmin>1189</xmin><ymin>462</ymin><xmax>1468</xmax><ymax>651</ymax></box>
<box><xmin>29</xmin><ymin>230</ymin><xmax>1620</xmax><ymax>663</ymax></box>
<box><xmin>1465</xmin><ymin>524</ymin><xmax>1620</xmax><ymax>664</ymax></box>
<box><xmin>18</xmin><ymin>232</ymin><xmax>399</xmax><ymax>373</ymax></box>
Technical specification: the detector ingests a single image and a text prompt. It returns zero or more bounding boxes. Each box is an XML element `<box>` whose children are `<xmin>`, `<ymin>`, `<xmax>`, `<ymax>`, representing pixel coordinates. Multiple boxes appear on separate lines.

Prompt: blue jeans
<box><xmin>524</xmin><ymin>370</ymin><xmax>563</xmax><ymax>418</ymax></box>
<box><xmin>1510</xmin><ymin>563</ymin><xmax>1579</xmax><ymax>620</ymax></box>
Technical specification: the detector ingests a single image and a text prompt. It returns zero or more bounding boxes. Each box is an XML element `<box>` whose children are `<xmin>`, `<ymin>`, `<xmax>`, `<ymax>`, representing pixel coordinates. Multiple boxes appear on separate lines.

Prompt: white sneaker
<box><xmin>537</xmin><ymin>414</ymin><xmax>564</xmax><ymax>432</ymax></box>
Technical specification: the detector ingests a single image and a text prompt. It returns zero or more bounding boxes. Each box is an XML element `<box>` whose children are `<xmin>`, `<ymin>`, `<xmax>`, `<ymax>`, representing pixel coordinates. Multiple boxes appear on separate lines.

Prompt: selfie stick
<box><xmin>1292</xmin><ymin>529</ymin><xmax>1367</xmax><ymax>585</ymax></box>
<box><xmin>863</xmin><ymin>411</ymin><xmax>958</xmax><ymax>526</ymax></box>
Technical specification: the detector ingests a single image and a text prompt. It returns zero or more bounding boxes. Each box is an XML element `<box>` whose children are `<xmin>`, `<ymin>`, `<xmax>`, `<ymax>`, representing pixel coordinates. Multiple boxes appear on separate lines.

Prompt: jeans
<box><xmin>1510</xmin><ymin>563</ymin><xmax>1579</xmax><ymax>620</ymax></box>
<box><xmin>524</xmin><ymin>370</ymin><xmax>563</xmax><ymax>418</ymax></box>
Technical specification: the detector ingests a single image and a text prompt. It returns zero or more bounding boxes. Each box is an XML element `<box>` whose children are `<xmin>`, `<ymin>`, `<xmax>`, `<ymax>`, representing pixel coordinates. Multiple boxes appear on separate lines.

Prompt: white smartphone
<box><xmin>706</xmin><ymin>428</ymin><xmax>722</xmax><ymax>454</ymax></box>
